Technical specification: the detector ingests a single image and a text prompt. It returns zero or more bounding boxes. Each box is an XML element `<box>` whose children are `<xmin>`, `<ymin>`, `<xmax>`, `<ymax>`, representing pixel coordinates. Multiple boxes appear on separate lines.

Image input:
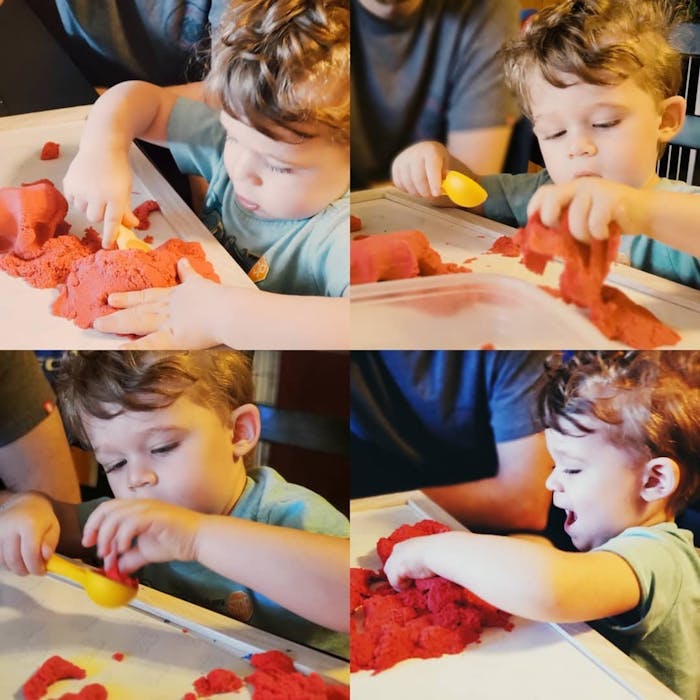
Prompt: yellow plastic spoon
<box><xmin>46</xmin><ymin>554</ymin><xmax>138</xmax><ymax>608</ymax></box>
<box><xmin>115</xmin><ymin>224</ymin><xmax>152</xmax><ymax>252</ymax></box>
<box><xmin>442</xmin><ymin>170</ymin><xmax>488</xmax><ymax>207</ymax></box>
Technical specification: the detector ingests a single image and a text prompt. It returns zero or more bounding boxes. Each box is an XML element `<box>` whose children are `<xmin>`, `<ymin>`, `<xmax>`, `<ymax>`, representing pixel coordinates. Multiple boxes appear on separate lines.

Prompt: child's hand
<box><xmin>82</xmin><ymin>499</ymin><xmax>203</xmax><ymax>574</ymax></box>
<box><xmin>0</xmin><ymin>492</ymin><xmax>59</xmax><ymax>575</ymax></box>
<box><xmin>527</xmin><ymin>177</ymin><xmax>647</xmax><ymax>243</ymax></box>
<box><xmin>63</xmin><ymin>144</ymin><xmax>140</xmax><ymax>248</ymax></box>
<box><xmin>383</xmin><ymin>536</ymin><xmax>438</xmax><ymax>590</ymax></box>
<box><xmin>391</xmin><ymin>141</ymin><xmax>450</xmax><ymax>199</ymax></box>
<box><xmin>93</xmin><ymin>258</ymin><xmax>227</xmax><ymax>348</ymax></box>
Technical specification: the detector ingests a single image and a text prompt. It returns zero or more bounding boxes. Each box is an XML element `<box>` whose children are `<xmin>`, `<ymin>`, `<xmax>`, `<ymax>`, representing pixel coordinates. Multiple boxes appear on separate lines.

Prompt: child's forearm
<box><xmin>80</xmin><ymin>80</ymin><xmax>174</xmax><ymax>153</ymax></box>
<box><xmin>213</xmin><ymin>288</ymin><xmax>350</xmax><ymax>349</ymax></box>
<box><xmin>414</xmin><ymin>531</ymin><xmax>640</xmax><ymax>622</ymax></box>
<box><xmin>642</xmin><ymin>191</ymin><xmax>700</xmax><ymax>257</ymax></box>
<box><xmin>194</xmin><ymin>516</ymin><xmax>349</xmax><ymax>632</ymax></box>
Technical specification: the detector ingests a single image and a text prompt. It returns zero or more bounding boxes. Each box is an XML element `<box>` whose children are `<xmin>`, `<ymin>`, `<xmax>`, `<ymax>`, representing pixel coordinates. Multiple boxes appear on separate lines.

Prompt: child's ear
<box><xmin>640</xmin><ymin>457</ymin><xmax>680</xmax><ymax>503</ymax></box>
<box><xmin>658</xmin><ymin>95</ymin><xmax>686</xmax><ymax>144</ymax></box>
<box><xmin>229</xmin><ymin>403</ymin><xmax>261</xmax><ymax>458</ymax></box>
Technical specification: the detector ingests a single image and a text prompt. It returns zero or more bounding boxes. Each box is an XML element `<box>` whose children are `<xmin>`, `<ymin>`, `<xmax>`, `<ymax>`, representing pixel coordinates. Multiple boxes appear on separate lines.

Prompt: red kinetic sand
<box><xmin>22</xmin><ymin>655</ymin><xmax>86</xmax><ymax>700</ymax></box>
<box><xmin>515</xmin><ymin>211</ymin><xmax>680</xmax><ymax>348</ymax></box>
<box><xmin>351</xmin><ymin>230</ymin><xmax>471</xmax><ymax>284</ymax></box>
<box><xmin>0</xmin><ymin>181</ymin><xmax>69</xmax><ymax>258</ymax></box>
<box><xmin>351</xmin><ymin>520</ymin><xmax>513</xmax><ymax>674</ymax></box>
<box><xmin>52</xmin><ymin>239</ymin><xmax>221</xmax><ymax>329</ymax></box>
<box><xmin>40</xmin><ymin>141</ymin><xmax>60</xmax><ymax>160</ymax></box>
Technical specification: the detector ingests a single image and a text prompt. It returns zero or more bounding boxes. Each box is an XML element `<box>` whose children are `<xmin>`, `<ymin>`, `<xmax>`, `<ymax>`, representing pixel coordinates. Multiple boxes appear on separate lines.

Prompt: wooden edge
<box><xmin>0</xmin><ymin>105</ymin><xmax>92</xmax><ymax>131</ymax></box>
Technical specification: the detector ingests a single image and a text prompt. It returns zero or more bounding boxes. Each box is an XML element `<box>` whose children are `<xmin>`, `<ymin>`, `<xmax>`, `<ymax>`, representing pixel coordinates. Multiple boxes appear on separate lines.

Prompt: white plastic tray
<box><xmin>350</xmin><ymin>492</ymin><xmax>680</xmax><ymax>700</ymax></box>
<box><xmin>0</xmin><ymin>569</ymin><xmax>347</xmax><ymax>699</ymax></box>
<box><xmin>0</xmin><ymin>106</ymin><xmax>253</xmax><ymax>349</ymax></box>
<box><xmin>351</xmin><ymin>188</ymin><xmax>700</xmax><ymax>349</ymax></box>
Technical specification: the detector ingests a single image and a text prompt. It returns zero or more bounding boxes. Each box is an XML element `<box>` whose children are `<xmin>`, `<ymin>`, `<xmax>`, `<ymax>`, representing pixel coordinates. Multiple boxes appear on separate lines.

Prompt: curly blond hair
<box><xmin>502</xmin><ymin>0</ymin><xmax>686</xmax><ymax>121</ymax></box>
<box><xmin>204</xmin><ymin>0</ymin><xmax>349</xmax><ymax>144</ymax></box>
<box><xmin>539</xmin><ymin>351</ymin><xmax>700</xmax><ymax>514</ymax></box>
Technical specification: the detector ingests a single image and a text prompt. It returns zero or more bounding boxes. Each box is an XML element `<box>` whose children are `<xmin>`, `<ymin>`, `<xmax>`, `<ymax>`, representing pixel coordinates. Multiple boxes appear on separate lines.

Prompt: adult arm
<box><xmin>0</xmin><ymin>410</ymin><xmax>79</xmax><ymax>506</ymax></box>
<box><xmin>447</xmin><ymin>124</ymin><xmax>513</xmax><ymax>177</ymax></box>
<box><xmin>423</xmin><ymin>432</ymin><xmax>552</xmax><ymax>533</ymax></box>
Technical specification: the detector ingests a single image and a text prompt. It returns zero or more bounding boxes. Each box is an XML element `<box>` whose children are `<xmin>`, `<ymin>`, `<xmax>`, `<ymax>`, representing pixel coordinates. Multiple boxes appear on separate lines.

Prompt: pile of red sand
<box><xmin>514</xmin><ymin>211</ymin><xmax>680</xmax><ymax>348</ymax></box>
<box><xmin>53</xmin><ymin>238</ymin><xmax>220</xmax><ymax>328</ymax></box>
<box><xmin>351</xmin><ymin>520</ymin><xmax>513</xmax><ymax>674</ymax></box>
<box><xmin>0</xmin><ymin>180</ymin><xmax>70</xmax><ymax>258</ymax></box>
<box><xmin>0</xmin><ymin>182</ymin><xmax>221</xmax><ymax>331</ymax></box>
<box><xmin>40</xmin><ymin>142</ymin><xmax>60</xmax><ymax>160</ymax></box>
<box><xmin>351</xmin><ymin>230</ymin><xmax>471</xmax><ymax>284</ymax></box>
<box><xmin>183</xmin><ymin>650</ymin><xmax>349</xmax><ymax>699</ymax></box>
<box><xmin>486</xmin><ymin>235</ymin><xmax>520</xmax><ymax>257</ymax></box>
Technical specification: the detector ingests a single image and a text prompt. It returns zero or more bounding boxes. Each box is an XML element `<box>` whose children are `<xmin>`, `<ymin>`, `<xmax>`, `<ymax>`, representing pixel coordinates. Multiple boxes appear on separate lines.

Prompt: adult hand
<box><xmin>527</xmin><ymin>177</ymin><xmax>647</xmax><ymax>243</ymax></box>
<box><xmin>82</xmin><ymin>499</ymin><xmax>203</xmax><ymax>574</ymax></box>
<box><xmin>63</xmin><ymin>145</ymin><xmax>140</xmax><ymax>248</ymax></box>
<box><xmin>391</xmin><ymin>140</ymin><xmax>451</xmax><ymax>199</ymax></box>
<box><xmin>93</xmin><ymin>258</ymin><xmax>225</xmax><ymax>348</ymax></box>
<box><xmin>0</xmin><ymin>492</ymin><xmax>59</xmax><ymax>576</ymax></box>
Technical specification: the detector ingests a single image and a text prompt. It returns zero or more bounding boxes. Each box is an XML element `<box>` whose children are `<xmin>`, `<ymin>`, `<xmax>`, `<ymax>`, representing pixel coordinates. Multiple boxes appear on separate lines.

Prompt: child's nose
<box><xmin>545</xmin><ymin>468</ymin><xmax>561</xmax><ymax>492</ymax></box>
<box><xmin>568</xmin><ymin>132</ymin><xmax>597</xmax><ymax>158</ymax></box>
<box><xmin>127</xmin><ymin>461</ymin><xmax>157</xmax><ymax>490</ymax></box>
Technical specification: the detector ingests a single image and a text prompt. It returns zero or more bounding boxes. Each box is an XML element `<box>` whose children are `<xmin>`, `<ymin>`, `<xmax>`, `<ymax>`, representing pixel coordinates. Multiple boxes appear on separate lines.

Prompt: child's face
<box><xmin>529</xmin><ymin>69</ymin><xmax>666</xmax><ymax>188</ymax></box>
<box><xmin>84</xmin><ymin>394</ymin><xmax>246</xmax><ymax>515</ymax></box>
<box><xmin>220</xmin><ymin>111</ymin><xmax>349</xmax><ymax>220</ymax></box>
<box><xmin>544</xmin><ymin>425</ymin><xmax>649</xmax><ymax>551</ymax></box>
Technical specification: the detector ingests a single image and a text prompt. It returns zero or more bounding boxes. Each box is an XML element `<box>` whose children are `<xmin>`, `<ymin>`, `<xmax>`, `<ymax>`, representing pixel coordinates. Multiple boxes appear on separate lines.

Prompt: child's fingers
<box><xmin>566</xmin><ymin>190</ymin><xmax>593</xmax><ymax>243</ymax></box>
<box><xmin>103</xmin><ymin>202</ymin><xmax>129</xmax><ymax>249</ymax></box>
<box><xmin>85</xmin><ymin>200</ymin><xmax>106</xmax><ymax>225</ymax></box>
<box><xmin>0</xmin><ymin>533</ymin><xmax>29</xmax><ymax>575</ymax></box>
<box><xmin>115</xmin><ymin>548</ymin><xmax>148</xmax><ymax>575</ymax></box>
<box><xmin>121</xmin><ymin>329</ymin><xmax>174</xmax><ymax>350</ymax></box>
<box><xmin>423</xmin><ymin>151</ymin><xmax>445</xmax><ymax>198</ymax></box>
<box><xmin>20</xmin><ymin>530</ymin><xmax>48</xmax><ymax>576</ymax></box>
<box><xmin>587</xmin><ymin>199</ymin><xmax>613</xmax><ymax>240</ymax></box>
<box><xmin>94</xmin><ymin>302</ymin><xmax>167</xmax><ymax>336</ymax></box>
<box><xmin>107</xmin><ymin>287</ymin><xmax>170</xmax><ymax>309</ymax></box>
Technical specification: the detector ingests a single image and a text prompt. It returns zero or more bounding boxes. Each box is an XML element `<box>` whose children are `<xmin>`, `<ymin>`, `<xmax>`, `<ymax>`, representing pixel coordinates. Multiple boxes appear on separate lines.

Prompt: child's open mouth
<box><xmin>564</xmin><ymin>510</ymin><xmax>577</xmax><ymax>533</ymax></box>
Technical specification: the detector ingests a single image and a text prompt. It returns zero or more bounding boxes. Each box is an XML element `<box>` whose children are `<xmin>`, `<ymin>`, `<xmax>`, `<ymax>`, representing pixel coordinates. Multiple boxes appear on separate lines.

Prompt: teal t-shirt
<box><xmin>480</xmin><ymin>170</ymin><xmax>700</xmax><ymax>289</ymax></box>
<box><xmin>167</xmin><ymin>97</ymin><xmax>349</xmax><ymax>297</ymax></box>
<box><xmin>78</xmin><ymin>466</ymin><xmax>349</xmax><ymax>658</ymax></box>
<box><xmin>593</xmin><ymin>523</ymin><xmax>700</xmax><ymax>699</ymax></box>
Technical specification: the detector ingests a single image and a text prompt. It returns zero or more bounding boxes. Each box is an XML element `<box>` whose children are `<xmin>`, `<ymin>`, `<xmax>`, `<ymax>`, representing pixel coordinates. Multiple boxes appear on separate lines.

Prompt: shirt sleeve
<box><xmin>485</xmin><ymin>351</ymin><xmax>548</xmax><ymax>444</ymax></box>
<box><xmin>0</xmin><ymin>352</ymin><xmax>55</xmax><ymax>448</ymax></box>
<box><xmin>596</xmin><ymin>528</ymin><xmax>685</xmax><ymax>635</ymax></box>
<box><xmin>447</xmin><ymin>0</ymin><xmax>521</xmax><ymax>132</ymax></box>
<box><xmin>481</xmin><ymin>170</ymin><xmax>551</xmax><ymax>227</ymax></box>
<box><xmin>167</xmin><ymin>97</ymin><xmax>227</xmax><ymax>182</ymax></box>
<box><xmin>314</xmin><ymin>196</ymin><xmax>350</xmax><ymax>297</ymax></box>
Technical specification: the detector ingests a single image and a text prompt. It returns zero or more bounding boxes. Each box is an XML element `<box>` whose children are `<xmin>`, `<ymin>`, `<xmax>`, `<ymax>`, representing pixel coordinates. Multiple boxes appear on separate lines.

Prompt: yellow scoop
<box><xmin>46</xmin><ymin>554</ymin><xmax>138</xmax><ymax>608</ymax></box>
<box><xmin>115</xmin><ymin>224</ymin><xmax>152</xmax><ymax>252</ymax></box>
<box><xmin>442</xmin><ymin>170</ymin><xmax>488</xmax><ymax>207</ymax></box>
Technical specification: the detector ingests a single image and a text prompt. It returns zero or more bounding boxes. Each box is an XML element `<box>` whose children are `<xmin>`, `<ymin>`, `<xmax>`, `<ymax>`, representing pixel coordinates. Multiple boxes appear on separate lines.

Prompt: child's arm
<box><xmin>82</xmin><ymin>499</ymin><xmax>349</xmax><ymax>632</ymax></box>
<box><xmin>63</xmin><ymin>80</ymin><xmax>179</xmax><ymax>248</ymax></box>
<box><xmin>0</xmin><ymin>492</ymin><xmax>85</xmax><ymax>575</ymax></box>
<box><xmin>92</xmin><ymin>259</ymin><xmax>350</xmax><ymax>349</ymax></box>
<box><xmin>528</xmin><ymin>178</ymin><xmax>700</xmax><ymax>257</ymax></box>
<box><xmin>384</xmin><ymin>531</ymin><xmax>640</xmax><ymax>623</ymax></box>
<box><xmin>390</xmin><ymin>140</ymin><xmax>487</xmax><ymax>214</ymax></box>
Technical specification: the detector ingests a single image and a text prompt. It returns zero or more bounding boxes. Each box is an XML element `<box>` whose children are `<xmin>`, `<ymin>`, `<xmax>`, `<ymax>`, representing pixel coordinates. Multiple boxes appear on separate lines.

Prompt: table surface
<box><xmin>351</xmin><ymin>188</ymin><xmax>700</xmax><ymax>350</ymax></box>
<box><xmin>350</xmin><ymin>491</ymin><xmax>680</xmax><ymax>700</ymax></box>
<box><xmin>0</xmin><ymin>106</ymin><xmax>254</xmax><ymax>349</ymax></box>
<box><xmin>0</xmin><ymin>566</ymin><xmax>348</xmax><ymax>699</ymax></box>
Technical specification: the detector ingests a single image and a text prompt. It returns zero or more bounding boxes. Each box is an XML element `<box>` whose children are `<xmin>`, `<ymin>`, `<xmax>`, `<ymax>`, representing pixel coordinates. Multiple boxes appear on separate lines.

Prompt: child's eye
<box><xmin>563</xmin><ymin>468</ymin><xmax>581</xmax><ymax>475</ymax></box>
<box><xmin>102</xmin><ymin>459</ymin><xmax>126</xmax><ymax>474</ymax></box>
<box><xmin>151</xmin><ymin>442</ymin><xmax>179</xmax><ymax>455</ymax></box>
<box><xmin>268</xmin><ymin>164</ymin><xmax>293</xmax><ymax>174</ymax></box>
<box><xmin>543</xmin><ymin>130</ymin><xmax>565</xmax><ymax>140</ymax></box>
<box><xmin>593</xmin><ymin>120</ymin><xmax>620</xmax><ymax>129</ymax></box>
